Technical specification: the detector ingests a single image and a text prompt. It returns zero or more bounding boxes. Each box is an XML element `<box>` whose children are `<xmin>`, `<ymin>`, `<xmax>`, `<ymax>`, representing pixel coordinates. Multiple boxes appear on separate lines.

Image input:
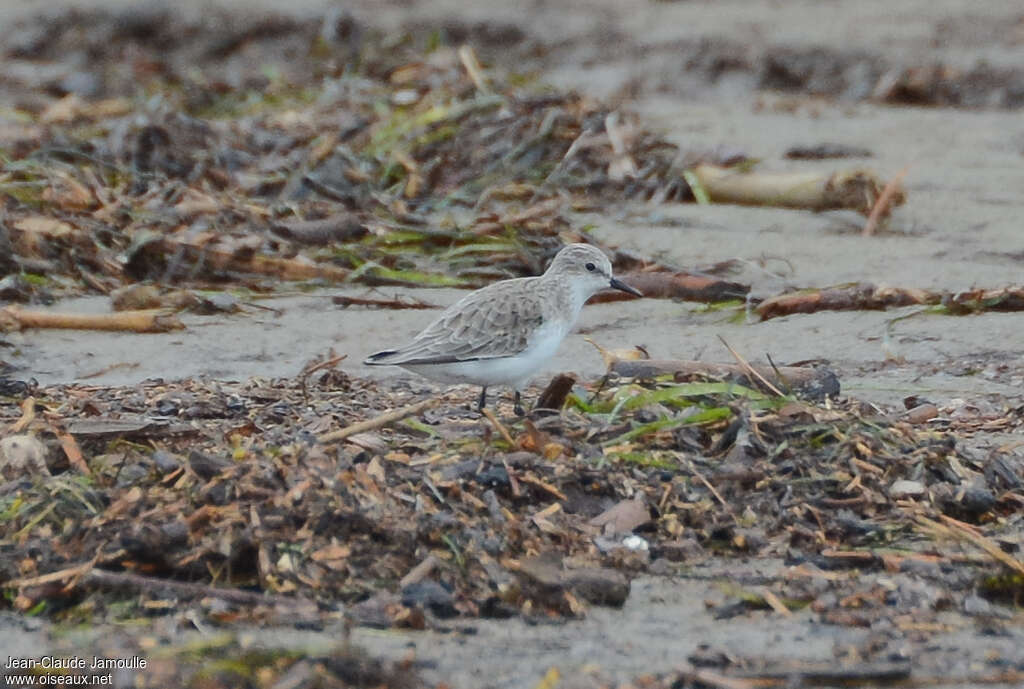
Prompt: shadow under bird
<box><xmin>364</xmin><ymin>243</ymin><xmax>643</xmax><ymax>415</ymax></box>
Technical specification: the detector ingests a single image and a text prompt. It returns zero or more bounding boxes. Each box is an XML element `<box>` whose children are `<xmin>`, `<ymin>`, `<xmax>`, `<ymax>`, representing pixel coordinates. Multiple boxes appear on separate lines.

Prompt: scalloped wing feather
<box><xmin>370</xmin><ymin>279</ymin><xmax>546</xmax><ymax>365</ymax></box>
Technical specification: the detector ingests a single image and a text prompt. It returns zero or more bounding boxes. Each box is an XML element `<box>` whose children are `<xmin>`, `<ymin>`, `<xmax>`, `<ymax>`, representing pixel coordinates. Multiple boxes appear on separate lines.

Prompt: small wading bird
<box><xmin>364</xmin><ymin>243</ymin><xmax>643</xmax><ymax>415</ymax></box>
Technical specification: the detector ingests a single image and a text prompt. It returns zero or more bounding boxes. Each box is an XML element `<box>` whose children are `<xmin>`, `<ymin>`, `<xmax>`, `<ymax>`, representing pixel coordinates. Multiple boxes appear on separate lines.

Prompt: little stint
<box><xmin>364</xmin><ymin>243</ymin><xmax>642</xmax><ymax>415</ymax></box>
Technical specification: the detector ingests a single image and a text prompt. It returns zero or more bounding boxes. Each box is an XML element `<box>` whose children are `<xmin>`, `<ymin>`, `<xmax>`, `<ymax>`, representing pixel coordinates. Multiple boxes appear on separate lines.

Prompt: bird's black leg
<box><xmin>477</xmin><ymin>386</ymin><xmax>488</xmax><ymax>413</ymax></box>
<box><xmin>513</xmin><ymin>390</ymin><xmax>525</xmax><ymax>417</ymax></box>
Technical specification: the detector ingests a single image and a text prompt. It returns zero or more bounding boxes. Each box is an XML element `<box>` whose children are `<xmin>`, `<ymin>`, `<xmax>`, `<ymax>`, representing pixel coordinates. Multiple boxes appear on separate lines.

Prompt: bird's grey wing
<box><xmin>376</xmin><ymin>284</ymin><xmax>543</xmax><ymax>365</ymax></box>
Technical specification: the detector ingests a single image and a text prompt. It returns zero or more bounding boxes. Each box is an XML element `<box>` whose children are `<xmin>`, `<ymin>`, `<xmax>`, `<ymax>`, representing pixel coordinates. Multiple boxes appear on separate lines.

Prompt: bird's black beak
<box><xmin>609</xmin><ymin>277</ymin><xmax>643</xmax><ymax>297</ymax></box>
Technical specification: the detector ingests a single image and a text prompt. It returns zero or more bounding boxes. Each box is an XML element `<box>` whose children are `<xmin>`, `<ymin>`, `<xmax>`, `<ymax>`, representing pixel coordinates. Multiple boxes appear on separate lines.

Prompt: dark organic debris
<box><xmin>0</xmin><ymin>367</ymin><xmax>1019</xmax><ymax>635</ymax></box>
<box><xmin>0</xmin><ymin>6</ymin><xmax>909</xmax><ymax>307</ymax></box>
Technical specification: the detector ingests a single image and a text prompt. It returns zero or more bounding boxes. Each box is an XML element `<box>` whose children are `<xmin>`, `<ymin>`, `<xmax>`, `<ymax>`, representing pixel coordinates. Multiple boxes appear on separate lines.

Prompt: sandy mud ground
<box><xmin>2</xmin><ymin>1</ymin><xmax>1023</xmax><ymax>688</ymax></box>
<box><xmin>9</xmin><ymin>1</ymin><xmax>1024</xmax><ymax>410</ymax></box>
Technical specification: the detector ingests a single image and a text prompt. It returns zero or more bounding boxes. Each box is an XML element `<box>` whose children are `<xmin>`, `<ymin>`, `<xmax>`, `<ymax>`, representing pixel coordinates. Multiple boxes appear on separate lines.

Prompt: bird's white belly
<box><xmin>401</xmin><ymin>321</ymin><xmax>567</xmax><ymax>388</ymax></box>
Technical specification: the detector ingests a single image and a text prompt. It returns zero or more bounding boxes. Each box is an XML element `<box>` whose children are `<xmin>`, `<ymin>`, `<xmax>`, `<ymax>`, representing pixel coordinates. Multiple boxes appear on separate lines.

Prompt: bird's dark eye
<box><xmin>585</xmin><ymin>262</ymin><xmax>596</xmax><ymax>272</ymax></box>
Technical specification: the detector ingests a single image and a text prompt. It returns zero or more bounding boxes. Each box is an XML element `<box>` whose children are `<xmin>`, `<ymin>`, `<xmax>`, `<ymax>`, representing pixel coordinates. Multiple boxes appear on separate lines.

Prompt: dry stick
<box><xmin>503</xmin><ymin>456</ymin><xmax>522</xmax><ymax>498</ymax></box>
<box><xmin>10</xmin><ymin>397</ymin><xmax>36</xmax><ymax>433</ymax></box>
<box><xmin>5</xmin><ymin>560</ymin><xmax>94</xmax><ymax>590</ymax></box>
<box><xmin>301</xmin><ymin>353</ymin><xmax>348</xmax><ymax>378</ymax></box>
<box><xmin>690</xmin><ymin>163</ymin><xmax>901</xmax><ymax>214</ymax></box>
<box><xmin>482</xmin><ymin>408</ymin><xmax>516</xmax><ymax>447</ymax></box>
<box><xmin>862</xmin><ymin>165</ymin><xmax>910</xmax><ymax>237</ymax></box>
<box><xmin>518</xmin><ymin>474</ymin><xmax>567</xmax><ymax>502</ymax></box>
<box><xmin>49</xmin><ymin>420</ymin><xmax>90</xmax><ymax>475</ymax></box>
<box><xmin>760</xmin><ymin>588</ymin><xmax>793</xmax><ymax>617</ymax></box>
<box><xmin>688</xmin><ymin>460</ymin><xmax>737</xmax><ymax>522</ymax></box>
<box><xmin>332</xmin><ymin>295</ymin><xmax>438</xmax><ymax>310</ymax></box>
<box><xmin>79</xmin><ymin>362</ymin><xmax>141</xmax><ymax>380</ymax></box>
<box><xmin>318</xmin><ymin>398</ymin><xmax>440</xmax><ymax>444</ymax></box>
<box><xmin>398</xmin><ymin>554</ymin><xmax>440</xmax><ymax>589</ymax></box>
<box><xmin>926</xmin><ymin>514</ymin><xmax>1024</xmax><ymax>577</ymax></box>
<box><xmin>83</xmin><ymin>569</ymin><xmax>316</xmax><ymax>609</ymax></box>
<box><xmin>299</xmin><ymin>353</ymin><xmax>347</xmax><ymax>400</ymax></box>
<box><xmin>717</xmin><ymin>336</ymin><xmax>786</xmax><ymax>397</ymax></box>
<box><xmin>1</xmin><ymin>306</ymin><xmax>183</xmax><ymax>333</ymax></box>
<box><xmin>458</xmin><ymin>45</ymin><xmax>490</xmax><ymax>94</ymax></box>
<box><xmin>686</xmin><ymin>669</ymin><xmax>758</xmax><ymax>689</ymax></box>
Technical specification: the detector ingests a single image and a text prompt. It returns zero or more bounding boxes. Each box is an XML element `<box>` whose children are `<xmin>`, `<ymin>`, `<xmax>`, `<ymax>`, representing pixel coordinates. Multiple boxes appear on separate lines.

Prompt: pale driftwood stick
<box><xmin>398</xmin><ymin>554</ymin><xmax>440</xmax><ymax>589</ymax></box>
<box><xmin>691</xmin><ymin>163</ymin><xmax>904</xmax><ymax>216</ymax></box>
<box><xmin>318</xmin><ymin>398</ymin><xmax>440</xmax><ymax>444</ymax></box>
<box><xmin>1</xmin><ymin>306</ymin><xmax>183</xmax><ymax>333</ymax></box>
<box><xmin>608</xmin><ymin>358</ymin><xmax>840</xmax><ymax>400</ymax></box>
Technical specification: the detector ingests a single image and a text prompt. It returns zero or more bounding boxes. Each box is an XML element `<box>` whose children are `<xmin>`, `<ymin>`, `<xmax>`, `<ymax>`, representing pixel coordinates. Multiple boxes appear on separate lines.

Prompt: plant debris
<box><xmin>757</xmin><ymin>284</ymin><xmax>1024</xmax><ymax>320</ymax></box>
<box><xmin>0</xmin><ymin>5</ymin><xmax>909</xmax><ymax>308</ymax></box>
<box><xmin>2</xmin><ymin>5</ymin><xmax>1023</xmax><ymax>688</ymax></box>
<box><xmin>1</xmin><ymin>365</ymin><xmax>1021</xmax><ymax>635</ymax></box>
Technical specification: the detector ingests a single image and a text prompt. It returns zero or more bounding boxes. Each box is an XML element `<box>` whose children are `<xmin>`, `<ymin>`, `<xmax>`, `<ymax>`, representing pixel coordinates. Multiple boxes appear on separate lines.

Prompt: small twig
<box><xmin>482</xmin><ymin>408</ymin><xmax>516</xmax><ymax>447</ymax></box>
<box><xmin>86</xmin><ymin>569</ymin><xmax>316</xmax><ymax>608</ymax></box>
<box><xmin>862</xmin><ymin>165</ymin><xmax>909</xmax><ymax>236</ymax></box>
<box><xmin>760</xmin><ymin>588</ymin><xmax>793</xmax><ymax>617</ymax></box>
<box><xmin>332</xmin><ymin>295</ymin><xmax>438</xmax><ymax>310</ymax></box>
<box><xmin>684</xmin><ymin>669</ymin><xmax>757</xmax><ymax>689</ymax></box>
<box><xmin>503</xmin><ymin>457</ymin><xmax>521</xmax><ymax>498</ymax></box>
<box><xmin>763</xmin><ymin>353</ymin><xmax>792</xmax><ymax>395</ymax></box>
<box><xmin>79</xmin><ymin>362</ymin><xmax>141</xmax><ymax>380</ymax></box>
<box><xmin>518</xmin><ymin>474</ymin><xmax>567</xmax><ymax>502</ymax></box>
<box><xmin>299</xmin><ymin>352</ymin><xmax>347</xmax><ymax>400</ymax></box>
<box><xmin>318</xmin><ymin>398</ymin><xmax>439</xmax><ymax>444</ymax></box>
<box><xmin>688</xmin><ymin>460</ymin><xmax>737</xmax><ymax>522</ymax></box>
<box><xmin>717</xmin><ymin>336</ymin><xmax>786</xmax><ymax>397</ymax></box>
<box><xmin>10</xmin><ymin>397</ymin><xmax>36</xmax><ymax>433</ymax></box>
<box><xmin>918</xmin><ymin>514</ymin><xmax>1024</xmax><ymax>577</ymax></box>
<box><xmin>46</xmin><ymin>414</ymin><xmax>90</xmax><ymax>475</ymax></box>
<box><xmin>301</xmin><ymin>353</ymin><xmax>348</xmax><ymax>379</ymax></box>
<box><xmin>398</xmin><ymin>555</ymin><xmax>440</xmax><ymax>589</ymax></box>
<box><xmin>4</xmin><ymin>560</ymin><xmax>94</xmax><ymax>589</ymax></box>
<box><xmin>458</xmin><ymin>45</ymin><xmax>490</xmax><ymax>94</ymax></box>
